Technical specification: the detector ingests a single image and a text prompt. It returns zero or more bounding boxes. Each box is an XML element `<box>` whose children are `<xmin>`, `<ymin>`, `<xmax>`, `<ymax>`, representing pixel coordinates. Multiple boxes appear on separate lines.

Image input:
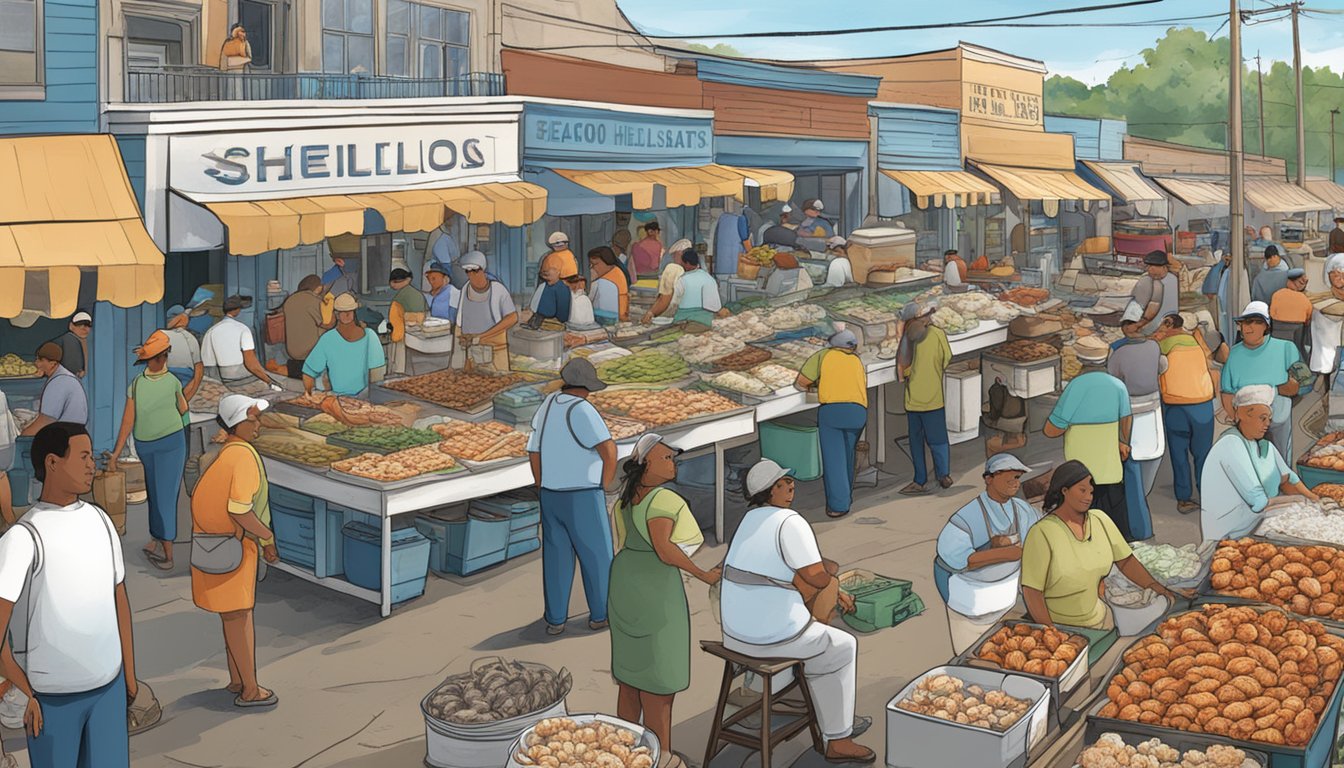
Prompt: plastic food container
<box><xmin>506</xmin><ymin>714</ymin><xmax>658</xmax><ymax>768</ymax></box>
<box><xmin>1076</xmin><ymin>721</ymin><xmax>1268</xmax><ymax>768</ymax></box>
<box><xmin>885</xmin><ymin>665</ymin><xmax>1049</xmax><ymax>768</ymax></box>
<box><xmin>1105</xmin><ymin>593</ymin><xmax>1171</xmax><ymax>637</ymax></box>
<box><xmin>953</xmin><ymin>620</ymin><xmax>1090</xmax><ymax>728</ymax></box>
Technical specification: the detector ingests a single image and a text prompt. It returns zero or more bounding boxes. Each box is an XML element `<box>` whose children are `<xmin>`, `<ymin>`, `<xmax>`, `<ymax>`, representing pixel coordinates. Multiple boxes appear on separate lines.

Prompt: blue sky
<box><xmin>617</xmin><ymin>0</ymin><xmax>1344</xmax><ymax>85</ymax></box>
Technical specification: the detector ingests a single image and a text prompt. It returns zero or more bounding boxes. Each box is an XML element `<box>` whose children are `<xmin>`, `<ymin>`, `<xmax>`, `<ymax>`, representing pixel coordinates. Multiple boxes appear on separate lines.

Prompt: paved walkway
<box><xmin>0</xmin><ymin>392</ymin><xmax>1309</xmax><ymax>768</ymax></box>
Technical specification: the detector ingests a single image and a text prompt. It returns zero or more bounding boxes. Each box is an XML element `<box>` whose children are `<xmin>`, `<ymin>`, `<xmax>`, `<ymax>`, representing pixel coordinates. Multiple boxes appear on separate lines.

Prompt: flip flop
<box><xmin>142</xmin><ymin>545</ymin><xmax>166</xmax><ymax>562</ymax></box>
<box><xmin>142</xmin><ymin>550</ymin><xmax>173</xmax><ymax>570</ymax></box>
<box><xmin>899</xmin><ymin>483</ymin><xmax>928</xmax><ymax>496</ymax></box>
<box><xmin>234</xmin><ymin>692</ymin><xmax>278</xmax><ymax>709</ymax></box>
<box><xmin>127</xmin><ymin>682</ymin><xmax>162</xmax><ymax>736</ymax></box>
<box><xmin>826</xmin><ymin>509</ymin><xmax>849</xmax><ymax>518</ymax></box>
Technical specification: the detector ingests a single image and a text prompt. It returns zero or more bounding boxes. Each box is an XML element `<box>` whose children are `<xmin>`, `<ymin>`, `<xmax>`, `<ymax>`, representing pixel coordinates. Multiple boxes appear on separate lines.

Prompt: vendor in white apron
<box><xmin>1108</xmin><ymin>301</ymin><xmax>1166</xmax><ymax>541</ymax></box>
<box><xmin>1313</xmin><ymin>254</ymin><xmax>1344</xmax><ymax>389</ymax></box>
<box><xmin>934</xmin><ymin>453</ymin><xmax>1042</xmax><ymax>654</ymax></box>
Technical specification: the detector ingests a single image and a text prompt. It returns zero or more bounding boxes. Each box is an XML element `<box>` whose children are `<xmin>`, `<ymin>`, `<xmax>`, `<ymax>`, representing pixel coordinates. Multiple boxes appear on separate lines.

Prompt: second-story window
<box><xmin>0</xmin><ymin>0</ymin><xmax>41</xmax><ymax>86</ymax></box>
<box><xmin>385</xmin><ymin>0</ymin><xmax>468</xmax><ymax>79</ymax></box>
<box><xmin>321</xmin><ymin>0</ymin><xmax>373</xmax><ymax>74</ymax></box>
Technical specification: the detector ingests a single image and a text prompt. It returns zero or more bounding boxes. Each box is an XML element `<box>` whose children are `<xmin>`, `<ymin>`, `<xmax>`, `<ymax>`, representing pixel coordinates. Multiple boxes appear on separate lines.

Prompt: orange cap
<box><xmin>134</xmin><ymin>329</ymin><xmax>171</xmax><ymax>361</ymax></box>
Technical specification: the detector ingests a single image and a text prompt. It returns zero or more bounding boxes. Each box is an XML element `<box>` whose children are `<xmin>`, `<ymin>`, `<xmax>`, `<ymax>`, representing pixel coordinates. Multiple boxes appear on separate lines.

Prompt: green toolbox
<box><xmin>839</xmin><ymin>569</ymin><xmax>924</xmax><ymax>633</ymax></box>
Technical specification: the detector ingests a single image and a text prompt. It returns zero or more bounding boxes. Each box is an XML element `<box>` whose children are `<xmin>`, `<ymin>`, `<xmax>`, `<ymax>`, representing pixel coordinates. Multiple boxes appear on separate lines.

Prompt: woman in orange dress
<box><xmin>191</xmin><ymin>394</ymin><xmax>278</xmax><ymax>708</ymax></box>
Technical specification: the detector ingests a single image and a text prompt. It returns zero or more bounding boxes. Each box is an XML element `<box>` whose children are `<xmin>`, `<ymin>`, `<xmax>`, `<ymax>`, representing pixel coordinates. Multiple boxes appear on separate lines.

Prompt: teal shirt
<box><xmin>302</xmin><ymin>328</ymin><xmax>386</xmax><ymax>396</ymax></box>
<box><xmin>1221</xmin><ymin>337</ymin><xmax>1300</xmax><ymax>394</ymax></box>
<box><xmin>1048</xmin><ymin>371</ymin><xmax>1131</xmax><ymax>428</ymax></box>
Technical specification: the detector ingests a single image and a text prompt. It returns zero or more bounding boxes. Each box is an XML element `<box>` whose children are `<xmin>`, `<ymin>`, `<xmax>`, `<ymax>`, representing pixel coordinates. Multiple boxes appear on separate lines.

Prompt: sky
<box><xmin>617</xmin><ymin>0</ymin><xmax>1344</xmax><ymax>85</ymax></box>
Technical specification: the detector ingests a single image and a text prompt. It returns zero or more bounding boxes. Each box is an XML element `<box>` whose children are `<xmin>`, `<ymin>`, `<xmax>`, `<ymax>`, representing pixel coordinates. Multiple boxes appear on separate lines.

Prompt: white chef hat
<box><xmin>1232</xmin><ymin>384</ymin><xmax>1275</xmax><ymax>409</ymax></box>
<box><xmin>1327</xmin><ymin>253</ymin><xmax>1344</xmax><ymax>275</ymax></box>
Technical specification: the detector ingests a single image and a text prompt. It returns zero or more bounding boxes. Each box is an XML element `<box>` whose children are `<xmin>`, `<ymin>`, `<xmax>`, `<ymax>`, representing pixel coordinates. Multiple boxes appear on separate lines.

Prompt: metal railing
<box><xmin>124</xmin><ymin>68</ymin><xmax>504</xmax><ymax>103</ymax></box>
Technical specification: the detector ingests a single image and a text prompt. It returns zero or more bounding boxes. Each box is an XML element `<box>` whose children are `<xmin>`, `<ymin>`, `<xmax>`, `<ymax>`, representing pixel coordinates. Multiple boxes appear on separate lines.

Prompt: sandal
<box><xmin>127</xmin><ymin>681</ymin><xmax>162</xmax><ymax>736</ymax></box>
<box><xmin>234</xmin><ymin>691</ymin><xmax>278</xmax><ymax>709</ymax></box>
<box><xmin>826</xmin><ymin>509</ymin><xmax>849</xmax><ymax>519</ymax></box>
<box><xmin>143</xmin><ymin>551</ymin><xmax>173</xmax><ymax>571</ymax></box>
<box><xmin>899</xmin><ymin>483</ymin><xmax>928</xmax><ymax>496</ymax></box>
<box><xmin>142</xmin><ymin>545</ymin><xmax>166</xmax><ymax>562</ymax></box>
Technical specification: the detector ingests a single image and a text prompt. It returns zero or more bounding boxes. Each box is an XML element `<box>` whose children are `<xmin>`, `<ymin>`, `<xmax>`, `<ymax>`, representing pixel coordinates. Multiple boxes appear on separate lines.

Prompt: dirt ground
<box><xmin>2</xmin><ymin>390</ymin><xmax>1299</xmax><ymax>768</ymax></box>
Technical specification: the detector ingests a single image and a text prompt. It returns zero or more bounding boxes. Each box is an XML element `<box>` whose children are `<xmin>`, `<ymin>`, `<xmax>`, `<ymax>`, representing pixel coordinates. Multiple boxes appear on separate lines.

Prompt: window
<box><xmin>385</xmin><ymin>0</ymin><xmax>468</xmax><ymax>79</ymax></box>
<box><xmin>126</xmin><ymin>15</ymin><xmax>188</xmax><ymax>68</ymax></box>
<box><xmin>0</xmin><ymin>0</ymin><xmax>41</xmax><ymax>87</ymax></box>
<box><xmin>321</xmin><ymin>0</ymin><xmax>372</xmax><ymax>74</ymax></box>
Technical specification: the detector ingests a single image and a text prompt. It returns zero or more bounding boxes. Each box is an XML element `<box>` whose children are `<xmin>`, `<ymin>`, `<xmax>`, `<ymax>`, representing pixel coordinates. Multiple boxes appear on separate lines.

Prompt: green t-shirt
<box><xmin>904</xmin><ymin>326</ymin><xmax>951</xmax><ymax>412</ymax></box>
<box><xmin>128</xmin><ymin>370</ymin><xmax>185</xmax><ymax>442</ymax></box>
<box><xmin>393</xmin><ymin>284</ymin><xmax>429</xmax><ymax>313</ymax></box>
<box><xmin>1020</xmin><ymin>511</ymin><xmax>1133</xmax><ymax>628</ymax></box>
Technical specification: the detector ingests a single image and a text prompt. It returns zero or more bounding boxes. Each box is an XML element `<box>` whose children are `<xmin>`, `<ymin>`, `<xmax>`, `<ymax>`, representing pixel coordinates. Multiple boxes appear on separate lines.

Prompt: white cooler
<box><xmin>847</xmin><ymin>226</ymin><xmax>916</xmax><ymax>283</ymax></box>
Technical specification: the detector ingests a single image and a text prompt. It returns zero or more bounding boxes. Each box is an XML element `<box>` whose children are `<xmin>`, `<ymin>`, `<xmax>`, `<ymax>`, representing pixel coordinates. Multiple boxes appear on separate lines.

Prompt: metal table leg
<box><xmin>714</xmin><ymin>441</ymin><xmax>726</xmax><ymax>544</ymax></box>
<box><xmin>380</xmin><ymin>515</ymin><xmax>393</xmax><ymax>618</ymax></box>
<box><xmin>876</xmin><ymin>383</ymin><xmax>888</xmax><ymax>465</ymax></box>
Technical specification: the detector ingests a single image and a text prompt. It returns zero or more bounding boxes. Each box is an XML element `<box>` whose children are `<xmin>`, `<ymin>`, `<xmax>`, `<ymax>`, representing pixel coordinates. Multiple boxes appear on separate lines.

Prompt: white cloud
<box><xmin>1303</xmin><ymin>45</ymin><xmax>1344</xmax><ymax>70</ymax></box>
<box><xmin>1049</xmin><ymin>50</ymin><xmax>1144</xmax><ymax>86</ymax></box>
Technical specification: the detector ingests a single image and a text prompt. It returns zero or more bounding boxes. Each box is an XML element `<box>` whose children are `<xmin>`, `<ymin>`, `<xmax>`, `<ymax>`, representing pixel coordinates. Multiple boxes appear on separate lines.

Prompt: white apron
<box><xmin>1311</xmin><ymin>305</ymin><xmax>1344</xmax><ymax>374</ymax></box>
<box><xmin>1129</xmin><ymin>391</ymin><xmax>1166</xmax><ymax>462</ymax></box>
<box><xmin>944</xmin><ymin>498</ymin><xmax>1023</xmax><ymax>623</ymax></box>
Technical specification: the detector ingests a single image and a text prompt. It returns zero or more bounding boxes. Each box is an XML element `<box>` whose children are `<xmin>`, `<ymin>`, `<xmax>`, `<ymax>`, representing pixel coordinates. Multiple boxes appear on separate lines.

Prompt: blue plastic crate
<box><xmin>269</xmin><ymin>486</ymin><xmax>315</xmax><ymax>512</ymax></box>
<box><xmin>472</xmin><ymin>494</ymin><xmax>541</xmax><ymax>532</ymax></box>
<box><xmin>415</xmin><ymin>511</ymin><xmax>510</xmax><ymax>576</ymax></box>
<box><xmin>506</xmin><ymin>537</ymin><xmax>540</xmax><ymax>559</ymax></box>
<box><xmin>340</xmin><ymin>522</ymin><xmax>431</xmax><ymax>603</ymax></box>
<box><xmin>271</xmin><ymin>505</ymin><xmax>316</xmax><ymax>569</ymax></box>
<box><xmin>509</xmin><ymin>523</ymin><xmax>539</xmax><ymax>544</ymax></box>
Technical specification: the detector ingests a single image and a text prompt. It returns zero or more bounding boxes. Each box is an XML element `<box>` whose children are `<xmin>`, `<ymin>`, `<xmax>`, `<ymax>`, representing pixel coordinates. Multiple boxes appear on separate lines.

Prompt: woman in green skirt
<box><xmin>609</xmin><ymin>433</ymin><xmax>721</xmax><ymax>766</ymax></box>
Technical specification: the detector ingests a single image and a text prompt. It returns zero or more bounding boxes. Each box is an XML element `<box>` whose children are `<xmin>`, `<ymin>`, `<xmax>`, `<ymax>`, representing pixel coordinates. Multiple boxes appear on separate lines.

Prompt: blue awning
<box><xmin>524</xmin><ymin>168</ymin><xmax>618</xmax><ymax>216</ymax></box>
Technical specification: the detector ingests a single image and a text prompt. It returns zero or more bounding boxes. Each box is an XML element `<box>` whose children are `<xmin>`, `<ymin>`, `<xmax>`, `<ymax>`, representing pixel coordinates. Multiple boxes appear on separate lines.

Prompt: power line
<box><xmin>505</xmin><ymin>0</ymin><xmax>1182</xmax><ymax>40</ymax></box>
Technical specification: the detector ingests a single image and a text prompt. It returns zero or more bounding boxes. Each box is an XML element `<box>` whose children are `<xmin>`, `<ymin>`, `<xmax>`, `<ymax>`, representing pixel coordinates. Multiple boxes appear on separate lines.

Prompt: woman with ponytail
<box><xmin>1020</xmin><ymin>460</ymin><xmax>1183</xmax><ymax>629</ymax></box>
<box><xmin>607</xmin><ymin>433</ymin><xmax>720</xmax><ymax>768</ymax></box>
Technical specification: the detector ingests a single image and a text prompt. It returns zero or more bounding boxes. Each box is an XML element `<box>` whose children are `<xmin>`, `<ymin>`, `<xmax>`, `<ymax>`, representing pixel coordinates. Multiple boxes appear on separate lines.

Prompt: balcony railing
<box><xmin>124</xmin><ymin>68</ymin><xmax>504</xmax><ymax>103</ymax></box>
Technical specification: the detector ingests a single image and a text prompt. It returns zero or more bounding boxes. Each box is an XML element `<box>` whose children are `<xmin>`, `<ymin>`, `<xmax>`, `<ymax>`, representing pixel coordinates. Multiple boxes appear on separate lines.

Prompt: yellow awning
<box><xmin>880</xmin><ymin>169</ymin><xmax>999</xmax><ymax>209</ymax></box>
<box><xmin>199</xmin><ymin>181</ymin><xmax>548</xmax><ymax>257</ymax></box>
<box><xmin>0</xmin><ymin>134</ymin><xmax>163</xmax><ymax>318</ymax></box>
<box><xmin>551</xmin><ymin>165</ymin><xmax>793</xmax><ymax>210</ymax></box>
<box><xmin>972</xmin><ymin>163</ymin><xmax>1110</xmax><ymax>202</ymax></box>
<box><xmin>1080</xmin><ymin>161</ymin><xmax>1167</xmax><ymax>204</ymax></box>
<box><xmin>1150</xmin><ymin>176</ymin><xmax>1229</xmax><ymax>207</ymax></box>
<box><xmin>1245</xmin><ymin>177</ymin><xmax>1331</xmax><ymax>215</ymax></box>
<box><xmin>1306</xmin><ymin>177</ymin><xmax>1344</xmax><ymax>213</ymax></box>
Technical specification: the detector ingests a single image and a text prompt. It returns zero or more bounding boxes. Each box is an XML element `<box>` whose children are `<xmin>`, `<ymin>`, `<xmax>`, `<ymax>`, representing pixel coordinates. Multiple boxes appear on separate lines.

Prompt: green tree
<box><xmin>1044</xmin><ymin>27</ymin><xmax>1344</xmax><ymax>179</ymax></box>
<box><xmin>683</xmin><ymin>42</ymin><xmax>744</xmax><ymax>57</ymax></box>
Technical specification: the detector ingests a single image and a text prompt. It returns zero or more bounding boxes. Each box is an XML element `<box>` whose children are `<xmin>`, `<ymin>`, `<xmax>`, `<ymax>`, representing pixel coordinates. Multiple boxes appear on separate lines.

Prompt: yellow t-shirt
<box><xmin>800</xmin><ymin>349</ymin><xmax>868</xmax><ymax>407</ymax></box>
<box><xmin>1063</xmin><ymin>422</ymin><xmax>1124</xmax><ymax>485</ymax></box>
<box><xmin>903</xmin><ymin>326</ymin><xmax>951</xmax><ymax>412</ymax></box>
<box><xmin>1020</xmin><ymin>511</ymin><xmax>1132</xmax><ymax>628</ymax></box>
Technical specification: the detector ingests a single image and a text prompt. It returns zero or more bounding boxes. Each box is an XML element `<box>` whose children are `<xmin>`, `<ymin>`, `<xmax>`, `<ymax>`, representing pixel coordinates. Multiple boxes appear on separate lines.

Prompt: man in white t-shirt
<box><xmin>720</xmin><ymin>459</ymin><xmax>875</xmax><ymax>765</ymax></box>
<box><xmin>200</xmin><ymin>295</ymin><xmax>278</xmax><ymax>388</ymax></box>
<box><xmin>0</xmin><ymin>422</ymin><xmax>142</xmax><ymax>768</ymax></box>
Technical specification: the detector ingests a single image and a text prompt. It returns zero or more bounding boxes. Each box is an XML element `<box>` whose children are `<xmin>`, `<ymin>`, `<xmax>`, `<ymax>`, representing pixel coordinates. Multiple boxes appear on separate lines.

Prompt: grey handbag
<box><xmin>191</xmin><ymin>533</ymin><xmax>244</xmax><ymax>575</ymax></box>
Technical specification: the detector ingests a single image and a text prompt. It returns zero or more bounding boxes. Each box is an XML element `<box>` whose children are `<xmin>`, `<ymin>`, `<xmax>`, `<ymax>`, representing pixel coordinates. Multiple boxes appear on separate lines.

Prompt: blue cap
<box><xmin>426</xmin><ymin>260</ymin><xmax>451</xmax><ymax>276</ymax></box>
<box><xmin>165</xmin><ymin>304</ymin><xmax>187</xmax><ymax>320</ymax></box>
<box><xmin>1287</xmin><ymin>267</ymin><xmax>1306</xmax><ymax>279</ymax></box>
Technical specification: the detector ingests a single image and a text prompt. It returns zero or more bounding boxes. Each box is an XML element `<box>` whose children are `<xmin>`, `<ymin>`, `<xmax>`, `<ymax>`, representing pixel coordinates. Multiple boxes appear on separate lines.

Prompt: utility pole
<box><xmin>1292</xmin><ymin>2</ymin><xmax>1305</xmax><ymax>185</ymax></box>
<box><xmin>1256</xmin><ymin>52</ymin><xmax>1266</xmax><ymax>157</ymax></box>
<box><xmin>1333</xmin><ymin>108</ymin><xmax>1340</xmax><ymax>182</ymax></box>
<box><xmin>1230</xmin><ymin>0</ymin><xmax>1247</xmax><ymax>312</ymax></box>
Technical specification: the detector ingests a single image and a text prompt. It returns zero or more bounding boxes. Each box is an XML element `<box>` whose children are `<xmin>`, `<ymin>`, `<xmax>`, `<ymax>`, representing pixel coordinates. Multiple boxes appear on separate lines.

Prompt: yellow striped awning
<box><xmin>1150</xmin><ymin>176</ymin><xmax>1229</xmax><ymax>207</ymax></box>
<box><xmin>1245</xmin><ymin>177</ymin><xmax>1331</xmax><ymax>215</ymax></box>
<box><xmin>0</xmin><ymin>134</ymin><xmax>164</xmax><ymax>318</ymax></box>
<box><xmin>880</xmin><ymin>169</ymin><xmax>999</xmax><ymax>209</ymax></box>
<box><xmin>1306</xmin><ymin>176</ymin><xmax>1344</xmax><ymax>213</ymax></box>
<box><xmin>973</xmin><ymin>162</ymin><xmax>1110</xmax><ymax>203</ymax></box>
<box><xmin>551</xmin><ymin>165</ymin><xmax>793</xmax><ymax>210</ymax></box>
<box><xmin>1080</xmin><ymin>161</ymin><xmax>1167</xmax><ymax>204</ymax></box>
<box><xmin>200</xmin><ymin>181</ymin><xmax>548</xmax><ymax>257</ymax></box>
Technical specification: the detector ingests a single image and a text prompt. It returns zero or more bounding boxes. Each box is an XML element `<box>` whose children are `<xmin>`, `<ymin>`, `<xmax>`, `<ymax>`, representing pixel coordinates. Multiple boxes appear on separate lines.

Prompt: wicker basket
<box><xmin>737</xmin><ymin>261</ymin><xmax>762</xmax><ymax>280</ymax></box>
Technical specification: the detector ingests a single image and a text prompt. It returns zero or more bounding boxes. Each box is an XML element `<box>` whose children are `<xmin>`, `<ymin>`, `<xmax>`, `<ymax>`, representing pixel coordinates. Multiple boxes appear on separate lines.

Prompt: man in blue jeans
<box><xmin>0</xmin><ymin>422</ymin><xmax>142</xmax><ymax>768</ymax></box>
<box><xmin>528</xmin><ymin>359</ymin><xmax>617</xmax><ymax>636</ymax></box>
<box><xmin>897</xmin><ymin>302</ymin><xmax>953</xmax><ymax>495</ymax></box>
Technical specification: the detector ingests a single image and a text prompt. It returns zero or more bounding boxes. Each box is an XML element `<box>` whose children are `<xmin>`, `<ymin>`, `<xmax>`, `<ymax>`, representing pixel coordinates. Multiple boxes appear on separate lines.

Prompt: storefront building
<box><xmin>807</xmin><ymin>43</ymin><xmax>1108</xmax><ymax>275</ymax></box>
<box><xmin>106</xmin><ymin>98</ymin><xmax>547</xmax><ymax>380</ymax></box>
<box><xmin>1047</xmin><ymin>115</ymin><xmax>1168</xmax><ymax>269</ymax></box>
<box><xmin>871</xmin><ymin>103</ymin><xmax>998</xmax><ymax>265</ymax></box>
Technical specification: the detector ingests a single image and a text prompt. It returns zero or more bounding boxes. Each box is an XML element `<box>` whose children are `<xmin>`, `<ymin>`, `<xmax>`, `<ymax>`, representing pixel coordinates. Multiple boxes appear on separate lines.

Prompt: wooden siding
<box><xmin>1126</xmin><ymin>135</ymin><xmax>1288</xmax><ymax>177</ymax></box>
<box><xmin>502</xmin><ymin>50</ymin><xmax>703</xmax><ymax>110</ymax></box>
<box><xmin>873</xmin><ymin>105</ymin><xmax>961</xmax><ymax>171</ymax></box>
<box><xmin>816</xmin><ymin>51</ymin><xmax>962</xmax><ymax>110</ymax></box>
<box><xmin>0</xmin><ymin>0</ymin><xmax>99</xmax><ymax>134</ymax></box>
<box><xmin>701</xmin><ymin>80</ymin><xmax>870</xmax><ymax>140</ymax></box>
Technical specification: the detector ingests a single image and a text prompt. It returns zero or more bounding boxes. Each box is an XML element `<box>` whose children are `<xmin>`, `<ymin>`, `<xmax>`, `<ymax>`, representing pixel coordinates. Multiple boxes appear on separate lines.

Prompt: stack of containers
<box><xmin>415</xmin><ymin>508</ymin><xmax>511</xmax><ymax>576</ymax></box>
<box><xmin>472</xmin><ymin>492</ymin><xmax>541</xmax><ymax>560</ymax></box>
<box><xmin>341</xmin><ymin>521</ymin><xmax>432</xmax><ymax>603</ymax></box>
<box><xmin>493</xmin><ymin>386</ymin><xmax>544</xmax><ymax>427</ymax></box>
<box><xmin>269</xmin><ymin>486</ymin><xmax>318</xmax><ymax>569</ymax></box>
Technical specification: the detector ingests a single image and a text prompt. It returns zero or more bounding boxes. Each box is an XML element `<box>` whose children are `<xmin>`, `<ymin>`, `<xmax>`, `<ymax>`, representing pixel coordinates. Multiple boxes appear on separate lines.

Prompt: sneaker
<box><xmin>1177</xmin><ymin>500</ymin><xmax>1200</xmax><ymax>515</ymax></box>
<box><xmin>0</xmin><ymin>686</ymin><xmax>27</xmax><ymax>730</ymax></box>
<box><xmin>546</xmin><ymin>623</ymin><xmax>565</xmax><ymax>636</ymax></box>
<box><xmin>588</xmin><ymin>619</ymin><xmax>609</xmax><ymax>631</ymax></box>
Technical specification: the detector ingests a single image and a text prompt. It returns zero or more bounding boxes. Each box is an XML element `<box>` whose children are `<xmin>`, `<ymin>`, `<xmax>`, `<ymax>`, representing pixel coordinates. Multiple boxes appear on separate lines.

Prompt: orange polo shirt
<box><xmin>1270</xmin><ymin>287</ymin><xmax>1314</xmax><ymax>324</ymax></box>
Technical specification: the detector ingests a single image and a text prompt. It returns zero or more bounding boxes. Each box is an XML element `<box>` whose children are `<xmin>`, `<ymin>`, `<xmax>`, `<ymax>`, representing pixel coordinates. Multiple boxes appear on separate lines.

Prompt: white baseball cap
<box><xmin>219</xmin><ymin>394</ymin><xmax>270</xmax><ymax>428</ymax></box>
<box><xmin>1236</xmin><ymin>301</ymin><xmax>1271</xmax><ymax>323</ymax></box>
<box><xmin>745</xmin><ymin>458</ymin><xmax>794</xmax><ymax>497</ymax></box>
<box><xmin>633</xmin><ymin>432</ymin><xmax>678</xmax><ymax>464</ymax></box>
<box><xmin>71</xmin><ymin>311</ymin><xmax>93</xmax><ymax>325</ymax></box>
<box><xmin>547</xmin><ymin>232</ymin><xmax>569</xmax><ymax>246</ymax></box>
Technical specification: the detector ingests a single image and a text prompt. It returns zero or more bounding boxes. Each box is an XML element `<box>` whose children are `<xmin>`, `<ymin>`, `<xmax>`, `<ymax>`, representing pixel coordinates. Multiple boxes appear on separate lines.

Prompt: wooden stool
<box><xmin>700</xmin><ymin>640</ymin><xmax>823</xmax><ymax>768</ymax></box>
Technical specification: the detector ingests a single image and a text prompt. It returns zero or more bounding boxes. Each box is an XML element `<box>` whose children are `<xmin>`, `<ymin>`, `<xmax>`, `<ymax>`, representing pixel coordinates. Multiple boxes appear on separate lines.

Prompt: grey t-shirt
<box><xmin>1131</xmin><ymin>273</ymin><xmax>1179</xmax><ymax>335</ymax></box>
<box><xmin>1108</xmin><ymin>339</ymin><xmax>1163</xmax><ymax>397</ymax></box>
<box><xmin>456</xmin><ymin>282</ymin><xmax>518</xmax><ymax>335</ymax></box>
<box><xmin>39</xmin><ymin>367</ymin><xmax>88</xmax><ymax>425</ymax></box>
<box><xmin>54</xmin><ymin>331</ymin><xmax>85</xmax><ymax>376</ymax></box>
<box><xmin>163</xmin><ymin>328</ymin><xmax>202</xmax><ymax>371</ymax></box>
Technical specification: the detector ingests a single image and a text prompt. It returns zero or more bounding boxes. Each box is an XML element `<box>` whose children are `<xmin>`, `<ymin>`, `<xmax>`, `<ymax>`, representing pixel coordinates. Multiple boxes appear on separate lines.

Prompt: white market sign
<box><xmin>169</xmin><ymin>122</ymin><xmax>520</xmax><ymax>201</ymax></box>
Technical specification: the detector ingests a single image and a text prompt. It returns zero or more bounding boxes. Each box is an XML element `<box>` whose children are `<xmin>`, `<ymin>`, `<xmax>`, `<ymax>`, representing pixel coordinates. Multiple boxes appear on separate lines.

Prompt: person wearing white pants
<box><xmin>719</xmin><ymin>459</ymin><xmax>874</xmax><ymax>765</ymax></box>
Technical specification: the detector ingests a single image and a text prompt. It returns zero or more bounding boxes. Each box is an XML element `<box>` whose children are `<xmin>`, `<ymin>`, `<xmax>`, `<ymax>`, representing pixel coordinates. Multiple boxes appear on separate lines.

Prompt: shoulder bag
<box><xmin>189</xmin><ymin>446</ymin><xmax>249</xmax><ymax>574</ymax></box>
